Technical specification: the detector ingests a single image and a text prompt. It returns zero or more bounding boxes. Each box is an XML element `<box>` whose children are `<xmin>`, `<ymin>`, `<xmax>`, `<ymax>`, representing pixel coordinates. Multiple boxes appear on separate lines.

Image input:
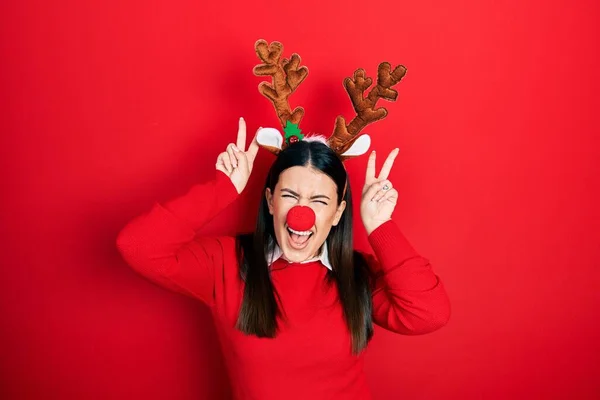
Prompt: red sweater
<box><xmin>116</xmin><ymin>172</ymin><xmax>450</xmax><ymax>400</ymax></box>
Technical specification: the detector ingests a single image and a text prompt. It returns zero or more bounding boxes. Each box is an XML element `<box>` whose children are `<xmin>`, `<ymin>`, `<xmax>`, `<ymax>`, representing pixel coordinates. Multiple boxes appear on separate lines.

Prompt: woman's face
<box><xmin>265</xmin><ymin>165</ymin><xmax>346</xmax><ymax>263</ymax></box>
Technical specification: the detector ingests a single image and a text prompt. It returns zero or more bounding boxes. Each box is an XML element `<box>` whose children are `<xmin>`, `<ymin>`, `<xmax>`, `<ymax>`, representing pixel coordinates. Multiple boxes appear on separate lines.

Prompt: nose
<box><xmin>286</xmin><ymin>205</ymin><xmax>316</xmax><ymax>231</ymax></box>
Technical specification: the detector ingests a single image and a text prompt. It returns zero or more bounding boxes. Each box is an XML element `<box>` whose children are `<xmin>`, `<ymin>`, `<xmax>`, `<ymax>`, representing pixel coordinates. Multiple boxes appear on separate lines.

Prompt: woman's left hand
<box><xmin>360</xmin><ymin>148</ymin><xmax>400</xmax><ymax>235</ymax></box>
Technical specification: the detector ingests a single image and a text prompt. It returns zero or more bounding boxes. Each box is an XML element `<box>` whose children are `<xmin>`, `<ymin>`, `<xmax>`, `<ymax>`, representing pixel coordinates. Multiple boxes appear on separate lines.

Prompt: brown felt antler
<box><xmin>328</xmin><ymin>63</ymin><xmax>407</xmax><ymax>155</ymax></box>
<box><xmin>253</xmin><ymin>40</ymin><xmax>308</xmax><ymax>152</ymax></box>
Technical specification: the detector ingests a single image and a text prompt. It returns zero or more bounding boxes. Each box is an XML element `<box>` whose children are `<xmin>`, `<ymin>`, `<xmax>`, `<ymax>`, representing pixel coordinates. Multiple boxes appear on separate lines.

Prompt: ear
<box><xmin>265</xmin><ymin>188</ymin><xmax>274</xmax><ymax>215</ymax></box>
<box><xmin>339</xmin><ymin>134</ymin><xmax>371</xmax><ymax>158</ymax></box>
<box><xmin>257</xmin><ymin>127</ymin><xmax>283</xmax><ymax>155</ymax></box>
<box><xmin>332</xmin><ymin>200</ymin><xmax>347</xmax><ymax>226</ymax></box>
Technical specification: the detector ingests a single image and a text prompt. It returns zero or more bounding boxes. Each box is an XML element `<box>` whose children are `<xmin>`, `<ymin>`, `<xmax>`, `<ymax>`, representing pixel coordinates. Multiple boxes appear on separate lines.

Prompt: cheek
<box><xmin>272</xmin><ymin>200</ymin><xmax>294</xmax><ymax>224</ymax></box>
<box><xmin>314</xmin><ymin>205</ymin><xmax>338</xmax><ymax>228</ymax></box>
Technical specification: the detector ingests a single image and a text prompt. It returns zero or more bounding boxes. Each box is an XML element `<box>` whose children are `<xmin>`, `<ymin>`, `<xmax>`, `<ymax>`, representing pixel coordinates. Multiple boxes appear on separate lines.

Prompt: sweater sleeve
<box><xmin>365</xmin><ymin>220</ymin><xmax>451</xmax><ymax>335</ymax></box>
<box><xmin>115</xmin><ymin>171</ymin><xmax>239</xmax><ymax>305</ymax></box>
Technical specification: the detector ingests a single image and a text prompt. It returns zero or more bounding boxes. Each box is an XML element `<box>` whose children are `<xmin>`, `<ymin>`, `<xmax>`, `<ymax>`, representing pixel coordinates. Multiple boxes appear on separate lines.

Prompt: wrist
<box><xmin>216</xmin><ymin>171</ymin><xmax>243</xmax><ymax>197</ymax></box>
<box><xmin>364</xmin><ymin>218</ymin><xmax>392</xmax><ymax>236</ymax></box>
<box><xmin>233</xmin><ymin>180</ymin><xmax>246</xmax><ymax>194</ymax></box>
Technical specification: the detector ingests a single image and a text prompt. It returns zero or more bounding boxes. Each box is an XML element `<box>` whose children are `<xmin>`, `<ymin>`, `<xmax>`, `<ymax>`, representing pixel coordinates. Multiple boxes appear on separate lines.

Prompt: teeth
<box><xmin>288</xmin><ymin>227</ymin><xmax>312</xmax><ymax>236</ymax></box>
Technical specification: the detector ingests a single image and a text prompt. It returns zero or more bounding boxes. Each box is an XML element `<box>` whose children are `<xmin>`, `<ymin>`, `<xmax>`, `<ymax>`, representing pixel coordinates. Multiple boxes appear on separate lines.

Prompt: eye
<box><xmin>281</xmin><ymin>194</ymin><xmax>297</xmax><ymax>200</ymax></box>
<box><xmin>312</xmin><ymin>200</ymin><xmax>328</xmax><ymax>205</ymax></box>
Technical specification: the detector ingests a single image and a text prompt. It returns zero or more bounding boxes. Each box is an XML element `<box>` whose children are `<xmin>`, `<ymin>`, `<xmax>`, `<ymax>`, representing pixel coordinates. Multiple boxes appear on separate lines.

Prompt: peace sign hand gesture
<box><xmin>360</xmin><ymin>148</ymin><xmax>400</xmax><ymax>235</ymax></box>
<box><xmin>215</xmin><ymin>117</ymin><xmax>260</xmax><ymax>194</ymax></box>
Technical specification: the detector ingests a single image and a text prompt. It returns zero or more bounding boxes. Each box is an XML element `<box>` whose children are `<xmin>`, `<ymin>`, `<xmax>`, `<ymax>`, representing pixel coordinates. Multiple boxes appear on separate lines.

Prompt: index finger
<box><xmin>236</xmin><ymin>117</ymin><xmax>247</xmax><ymax>151</ymax></box>
<box><xmin>365</xmin><ymin>151</ymin><xmax>376</xmax><ymax>182</ymax></box>
<box><xmin>377</xmin><ymin>148</ymin><xmax>400</xmax><ymax>180</ymax></box>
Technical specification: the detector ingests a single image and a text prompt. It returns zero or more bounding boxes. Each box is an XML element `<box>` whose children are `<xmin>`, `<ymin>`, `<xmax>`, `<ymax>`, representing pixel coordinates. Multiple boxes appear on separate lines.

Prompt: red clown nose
<box><xmin>286</xmin><ymin>206</ymin><xmax>316</xmax><ymax>232</ymax></box>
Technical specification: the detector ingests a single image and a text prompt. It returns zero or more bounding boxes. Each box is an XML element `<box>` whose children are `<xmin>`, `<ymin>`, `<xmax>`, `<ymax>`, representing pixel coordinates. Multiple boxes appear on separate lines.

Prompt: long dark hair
<box><xmin>235</xmin><ymin>139</ymin><xmax>374</xmax><ymax>354</ymax></box>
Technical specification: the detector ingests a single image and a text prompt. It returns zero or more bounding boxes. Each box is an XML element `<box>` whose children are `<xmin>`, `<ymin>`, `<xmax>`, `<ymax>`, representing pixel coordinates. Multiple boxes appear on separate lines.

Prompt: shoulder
<box><xmin>211</xmin><ymin>233</ymin><xmax>255</xmax><ymax>268</ymax></box>
<box><xmin>352</xmin><ymin>249</ymin><xmax>376</xmax><ymax>266</ymax></box>
<box><xmin>352</xmin><ymin>250</ymin><xmax>377</xmax><ymax>281</ymax></box>
<box><xmin>192</xmin><ymin>235</ymin><xmax>237</xmax><ymax>252</ymax></box>
<box><xmin>189</xmin><ymin>235</ymin><xmax>240</xmax><ymax>273</ymax></box>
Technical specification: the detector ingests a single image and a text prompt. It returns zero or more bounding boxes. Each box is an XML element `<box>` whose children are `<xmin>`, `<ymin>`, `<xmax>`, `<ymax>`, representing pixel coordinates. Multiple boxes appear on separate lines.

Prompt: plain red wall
<box><xmin>1</xmin><ymin>0</ymin><xmax>598</xmax><ymax>398</ymax></box>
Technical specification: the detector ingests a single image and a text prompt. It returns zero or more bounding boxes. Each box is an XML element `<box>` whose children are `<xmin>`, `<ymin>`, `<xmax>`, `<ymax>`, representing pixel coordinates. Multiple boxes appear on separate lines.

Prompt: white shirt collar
<box><xmin>267</xmin><ymin>239</ymin><xmax>333</xmax><ymax>270</ymax></box>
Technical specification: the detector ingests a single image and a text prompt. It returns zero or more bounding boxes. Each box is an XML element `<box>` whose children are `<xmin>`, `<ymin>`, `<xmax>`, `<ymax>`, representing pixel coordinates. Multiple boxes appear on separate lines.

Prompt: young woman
<box><xmin>117</xmin><ymin>118</ymin><xmax>450</xmax><ymax>400</ymax></box>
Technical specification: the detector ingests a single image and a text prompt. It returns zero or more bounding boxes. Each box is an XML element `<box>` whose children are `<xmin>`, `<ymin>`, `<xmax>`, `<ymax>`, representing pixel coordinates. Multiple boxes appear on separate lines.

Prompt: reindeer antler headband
<box><xmin>253</xmin><ymin>39</ymin><xmax>407</xmax><ymax>159</ymax></box>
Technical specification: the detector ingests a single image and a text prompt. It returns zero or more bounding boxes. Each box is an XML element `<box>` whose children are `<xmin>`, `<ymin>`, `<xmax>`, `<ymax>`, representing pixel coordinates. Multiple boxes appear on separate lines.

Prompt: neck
<box><xmin>281</xmin><ymin>245</ymin><xmax>323</xmax><ymax>263</ymax></box>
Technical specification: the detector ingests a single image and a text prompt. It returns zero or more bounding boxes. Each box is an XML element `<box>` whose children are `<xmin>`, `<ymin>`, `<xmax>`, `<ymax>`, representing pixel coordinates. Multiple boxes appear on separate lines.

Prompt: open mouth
<box><xmin>286</xmin><ymin>226</ymin><xmax>314</xmax><ymax>249</ymax></box>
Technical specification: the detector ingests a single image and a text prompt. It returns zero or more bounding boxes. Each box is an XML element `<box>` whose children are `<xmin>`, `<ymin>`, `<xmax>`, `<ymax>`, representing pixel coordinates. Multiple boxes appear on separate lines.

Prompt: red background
<box><xmin>1</xmin><ymin>0</ymin><xmax>599</xmax><ymax>398</ymax></box>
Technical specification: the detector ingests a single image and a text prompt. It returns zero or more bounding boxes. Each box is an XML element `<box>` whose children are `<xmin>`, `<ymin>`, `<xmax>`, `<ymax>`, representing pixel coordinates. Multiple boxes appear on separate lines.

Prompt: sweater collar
<box><xmin>267</xmin><ymin>239</ymin><xmax>333</xmax><ymax>271</ymax></box>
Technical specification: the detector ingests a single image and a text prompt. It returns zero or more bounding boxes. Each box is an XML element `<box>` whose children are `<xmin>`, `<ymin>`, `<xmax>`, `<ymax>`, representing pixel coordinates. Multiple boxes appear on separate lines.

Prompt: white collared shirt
<box><xmin>267</xmin><ymin>240</ymin><xmax>333</xmax><ymax>271</ymax></box>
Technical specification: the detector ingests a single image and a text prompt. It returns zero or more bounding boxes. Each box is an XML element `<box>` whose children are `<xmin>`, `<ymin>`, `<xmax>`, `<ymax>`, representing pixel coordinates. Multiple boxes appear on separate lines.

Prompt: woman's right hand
<box><xmin>215</xmin><ymin>117</ymin><xmax>260</xmax><ymax>194</ymax></box>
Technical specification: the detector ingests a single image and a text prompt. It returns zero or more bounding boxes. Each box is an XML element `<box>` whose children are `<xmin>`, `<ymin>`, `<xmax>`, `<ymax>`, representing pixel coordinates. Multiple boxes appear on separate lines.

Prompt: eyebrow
<box><xmin>280</xmin><ymin>188</ymin><xmax>331</xmax><ymax>200</ymax></box>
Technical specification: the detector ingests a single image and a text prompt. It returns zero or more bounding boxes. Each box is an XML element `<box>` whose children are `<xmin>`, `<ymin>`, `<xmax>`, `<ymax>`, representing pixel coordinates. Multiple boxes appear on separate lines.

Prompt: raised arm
<box><xmin>116</xmin><ymin>118</ymin><xmax>259</xmax><ymax>304</ymax></box>
<box><xmin>360</xmin><ymin>150</ymin><xmax>450</xmax><ymax>334</ymax></box>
